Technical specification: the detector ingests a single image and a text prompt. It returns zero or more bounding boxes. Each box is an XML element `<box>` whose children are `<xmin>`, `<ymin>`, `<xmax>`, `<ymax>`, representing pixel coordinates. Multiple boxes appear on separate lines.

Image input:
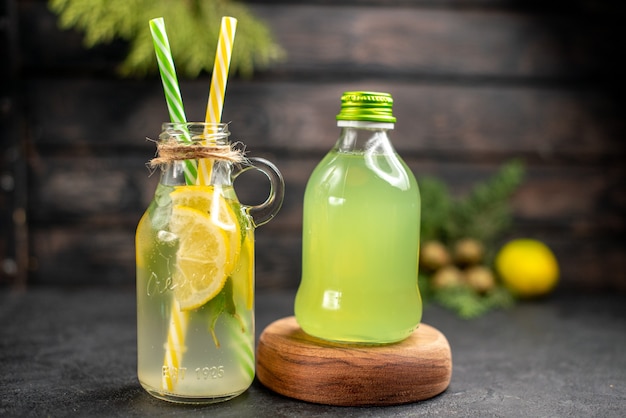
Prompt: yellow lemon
<box><xmin>495</xmin><ymin>239</ymin><xmax>559</xmax><ymax>298</ymax></box>
<box><xmin>170</xmin><ymin>185</ymin><xmax>242</xmax><ymax>273</ymax></box>
<box><xmin>168</xmin><ymin>205</ymin><xmax>229</xmax><ymax>310</ymax></box>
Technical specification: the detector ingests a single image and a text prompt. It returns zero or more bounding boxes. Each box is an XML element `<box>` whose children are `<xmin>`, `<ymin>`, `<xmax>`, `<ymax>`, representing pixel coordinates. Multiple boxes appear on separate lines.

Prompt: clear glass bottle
<box><xmin>136</xmin><ymin>122</ymin><xmax>284</xmax><ymax>403</ymax></box>
<box><xmin>295</xmin><ymin>92</ymin><xmax>422</xmax><ymax>344</ymax></box>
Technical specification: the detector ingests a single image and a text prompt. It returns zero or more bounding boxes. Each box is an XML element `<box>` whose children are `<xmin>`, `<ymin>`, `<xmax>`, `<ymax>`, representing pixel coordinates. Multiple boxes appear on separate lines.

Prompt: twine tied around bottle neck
<box><xmin>148</xmin><ymin>139</ymin><xmax>248</xmax><ymax>168</ymax></box>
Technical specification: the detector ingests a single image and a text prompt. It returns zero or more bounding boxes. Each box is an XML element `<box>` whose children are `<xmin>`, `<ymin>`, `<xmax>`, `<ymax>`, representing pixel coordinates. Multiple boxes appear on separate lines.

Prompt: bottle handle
<box><xmin>232</xmin><ymin>157</ymin><xmax>285</xmax><ymax>227</ymax></box>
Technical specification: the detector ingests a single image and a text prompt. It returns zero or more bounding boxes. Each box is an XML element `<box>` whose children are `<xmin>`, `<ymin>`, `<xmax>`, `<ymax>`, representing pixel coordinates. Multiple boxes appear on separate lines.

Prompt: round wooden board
<box><xmin>256</xmin><ymin>316</ymin><xmax>452</xmax><ymax>406</ymax></box>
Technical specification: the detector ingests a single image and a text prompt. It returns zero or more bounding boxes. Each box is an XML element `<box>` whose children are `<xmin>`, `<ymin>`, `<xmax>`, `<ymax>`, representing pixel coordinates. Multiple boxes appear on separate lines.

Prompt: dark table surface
<box><xmin>1</xmin><ymin>286</ymin><xmax>625</xmax><ymax>417</ymax></box>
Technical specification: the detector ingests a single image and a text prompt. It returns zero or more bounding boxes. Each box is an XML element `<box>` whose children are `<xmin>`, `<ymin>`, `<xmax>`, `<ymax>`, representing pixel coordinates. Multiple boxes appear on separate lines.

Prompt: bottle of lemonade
<box><xmin>136</xmin><ymin>123</ymin><xmax>284</xmax><ymax>403</ymax></box>
<box><xmin>295</xmin><ymin>91</ymin><xmax>422</xmax><ymax>344</ymax></box>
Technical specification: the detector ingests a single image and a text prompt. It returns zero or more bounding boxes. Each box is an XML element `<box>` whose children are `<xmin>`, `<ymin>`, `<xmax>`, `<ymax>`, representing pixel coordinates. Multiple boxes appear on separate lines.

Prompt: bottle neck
<box><xmin>154</xmin><ymin>122</ymin><xmax>239</xmax><ymax>188</ymax></box>
<box><xmin>335</xmin><ymin>120</ymin><xmax>395</xmax><ymax>154</ymax></box>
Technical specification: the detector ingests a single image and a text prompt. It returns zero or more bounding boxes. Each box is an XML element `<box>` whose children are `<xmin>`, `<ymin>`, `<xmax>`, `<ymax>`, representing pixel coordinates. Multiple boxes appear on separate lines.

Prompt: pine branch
<box><xmin>419</xmin><ymin>177</ymin><xmax>452</xmax><ymax>243</ymax></box>
<box><xmin>433</xmin><ymin>284</ymin><xmax>514</xmax><ymax>319</ymax></box>
<box><xmin>419</xmin><ymin>160</ymin><xmax>524</xmax><ymax>247</ymax></box>
<box><xmin>48</xmin><ymin>0</ymin><xmax>286</xmax><ymax>78</ymax></box>
<box><xmin>418</xmin><ymin>160</ymin><xmax>524</xmax><ymax>318</ymax></box>
<box><xmin>446</xmin><ymin>160</ymin><xmax>525</xmax><ymax>246</ymax></box>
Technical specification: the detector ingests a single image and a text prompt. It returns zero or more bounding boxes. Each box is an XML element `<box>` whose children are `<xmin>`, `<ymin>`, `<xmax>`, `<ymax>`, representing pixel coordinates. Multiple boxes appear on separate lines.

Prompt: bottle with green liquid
<box><xmin>295</xmin><ymin>91</ymin><xmax>422</xmax><ymax>344</ymax></box>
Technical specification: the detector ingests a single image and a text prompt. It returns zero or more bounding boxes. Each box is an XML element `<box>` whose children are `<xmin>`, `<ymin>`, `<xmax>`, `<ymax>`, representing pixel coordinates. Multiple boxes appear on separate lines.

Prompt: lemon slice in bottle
<box><xmin>170</xmin><ymin>185</ymin><xmax>242</xmax><ymax>273</ymax></box>
<box><xmin>169</xmin><ymin>205</ymin><xmax>229</xmax><ymax>310</ymax></box>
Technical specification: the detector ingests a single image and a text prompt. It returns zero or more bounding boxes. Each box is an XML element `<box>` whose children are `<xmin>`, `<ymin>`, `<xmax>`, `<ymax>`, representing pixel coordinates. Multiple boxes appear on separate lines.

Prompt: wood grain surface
<box><xmin>256</xmin><ymin>316</ymin><xmax>452</xmax><ymax>406</ymax></box>
<box><xmin>1</xmin><ymin>0</ymin><xmax>624</xmax><ymax>289</ymax></box>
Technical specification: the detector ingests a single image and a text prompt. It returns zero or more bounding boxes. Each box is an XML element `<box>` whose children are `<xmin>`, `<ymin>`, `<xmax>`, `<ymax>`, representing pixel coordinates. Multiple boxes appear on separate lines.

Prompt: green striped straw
<box><xmin>149</xmin><ymin>17</ymin><xmax>196</xmax><ymax>394</ymax></box>
<box><xmin>149</xmin><ymin>17</ymin><xmax>197</xmax><ymax>185</ymax></box>
<box><xmin>228</xmin><ymin>314</ymin><xmax>255</xmax><ymax>382</ymax></box>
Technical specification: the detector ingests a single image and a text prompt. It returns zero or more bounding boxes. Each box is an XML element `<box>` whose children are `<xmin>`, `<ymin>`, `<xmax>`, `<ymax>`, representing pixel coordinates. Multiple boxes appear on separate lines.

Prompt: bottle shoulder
<box><xmin>307</xmin><ymin>150</ymin><xmax>418</xmax><ymax>196</ymax></box>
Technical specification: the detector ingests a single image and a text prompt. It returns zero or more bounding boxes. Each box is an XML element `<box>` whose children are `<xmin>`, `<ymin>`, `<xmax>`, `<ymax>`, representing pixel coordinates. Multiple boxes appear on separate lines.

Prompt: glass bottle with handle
<box><xmin>136</xmin><ymin>122</ymin><xmax>284</xmax><ymax>403</ymax></box>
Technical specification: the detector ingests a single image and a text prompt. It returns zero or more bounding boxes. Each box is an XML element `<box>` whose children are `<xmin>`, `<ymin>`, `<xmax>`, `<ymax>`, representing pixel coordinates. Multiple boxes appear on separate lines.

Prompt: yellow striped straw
<box><xmin>197</xmin><ymin>16</ymin><xmax>238</xmax><ymax>186</ymax></box>
<box><xmin>162</xmin><ymin>299</ymin><xmax>189</xmax><ymax>392</ymax></box>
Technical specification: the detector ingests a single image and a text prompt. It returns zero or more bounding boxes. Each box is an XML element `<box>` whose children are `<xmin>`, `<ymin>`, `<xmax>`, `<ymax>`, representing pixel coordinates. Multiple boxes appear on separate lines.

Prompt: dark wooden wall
<box><xmin>1</xmin><ymin>0</ymin><xmax>625</xmax><ymax>291</ymax></box>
